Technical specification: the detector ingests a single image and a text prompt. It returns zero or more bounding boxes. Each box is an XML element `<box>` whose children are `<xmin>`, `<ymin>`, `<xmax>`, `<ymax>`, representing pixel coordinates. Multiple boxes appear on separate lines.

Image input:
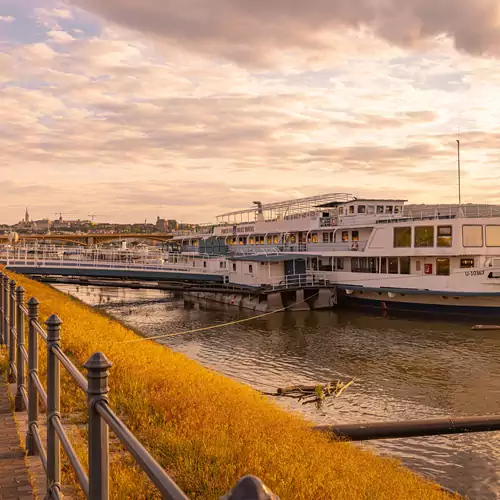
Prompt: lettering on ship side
<box><xmin>465</xmin><ymin>270</ymin><xmax>485</xmax><ymax>276</ymax></box>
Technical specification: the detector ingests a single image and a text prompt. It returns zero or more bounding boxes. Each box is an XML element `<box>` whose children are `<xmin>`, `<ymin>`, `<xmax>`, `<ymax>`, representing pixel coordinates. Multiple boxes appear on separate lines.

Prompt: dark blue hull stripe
<box><xmin>335</xmin><ymin>283</ymin><xmax>500</xmax><ymax>297</ymax></box>
<box><xmin>338</xmin><ymin>295</ymin><xmax>500</xmax><ymax>315</ymax></box>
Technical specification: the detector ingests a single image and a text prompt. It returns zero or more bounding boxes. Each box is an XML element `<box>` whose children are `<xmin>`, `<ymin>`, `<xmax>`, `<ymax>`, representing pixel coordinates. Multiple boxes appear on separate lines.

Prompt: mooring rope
<box><xmin>122</xmin><ymin>290</ymin><xmax>321</xmax><ymax>343</ymax></box>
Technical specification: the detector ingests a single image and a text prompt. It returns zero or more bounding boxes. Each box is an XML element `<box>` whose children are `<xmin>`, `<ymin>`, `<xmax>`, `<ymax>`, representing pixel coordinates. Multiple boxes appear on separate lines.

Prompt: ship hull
<box><xmin>337</xmin><ymin>289</ymin><xmax>500</xmax><ymax>317</ymax></box>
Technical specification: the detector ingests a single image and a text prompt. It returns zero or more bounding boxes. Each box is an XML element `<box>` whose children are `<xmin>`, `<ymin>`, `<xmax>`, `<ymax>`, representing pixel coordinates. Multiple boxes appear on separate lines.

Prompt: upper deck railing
<box><xmin>228</xmin><ymin>241</ymin><xmax>368</xmax><ymax>255</ymax></box>
<box><xmin>0</xmin><ymin>271</ymin><xmax>276</xmax><ymax>499</ymax></box>
<box><xmin>216</xmin><ymin>193</ymin><xmax>353</xmax><ymax>224</ymax></box>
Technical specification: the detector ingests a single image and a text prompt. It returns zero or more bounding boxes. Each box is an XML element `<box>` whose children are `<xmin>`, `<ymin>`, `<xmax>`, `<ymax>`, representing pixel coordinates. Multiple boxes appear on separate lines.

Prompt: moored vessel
<box><xmin>173</xmin><ymin>193</ymin><xmax>500</xmax><ymax>314</ymax></box>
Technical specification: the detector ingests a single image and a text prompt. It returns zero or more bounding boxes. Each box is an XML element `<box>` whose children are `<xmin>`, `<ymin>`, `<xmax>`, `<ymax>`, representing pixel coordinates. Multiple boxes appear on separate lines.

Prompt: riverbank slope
<box><xmin>7</xmin><ymin>271</ymin><xmax>456</xmax><ymax>499</ymax></box>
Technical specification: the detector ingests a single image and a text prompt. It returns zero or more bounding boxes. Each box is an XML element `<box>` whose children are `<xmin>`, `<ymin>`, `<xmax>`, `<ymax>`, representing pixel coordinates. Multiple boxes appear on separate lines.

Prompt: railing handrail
<box><xmin>0</xmin><ymin>270</ymin><xmax>275</xmax><ymax>499</ymax></box>
<box><xmin>95</xmin><ymin>401</ymin><xmax>189</xmax><ymax>500</ymax></box>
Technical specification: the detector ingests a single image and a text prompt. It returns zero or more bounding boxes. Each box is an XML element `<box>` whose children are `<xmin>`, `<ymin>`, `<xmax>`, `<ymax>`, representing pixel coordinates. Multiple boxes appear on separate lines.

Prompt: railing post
<box><xmin>0</xmin><ymin>272</ymin><xmax>4</xmax><ymax>346</ymax></box>
<box><xmin>8</xmin><ymin>279</ymin><xmax>17</xmax><ymax>383</ymax></box>
<box><xmin>26</xmin><ymin>297</ymin><xmax>39</xmax><ymax>455</ymax></box>
<box><xmin>2</xmin><ymin>275</ymin><xmax>9</xmax><ymax>350</ymax></box>
<box><xmin>84</xmin><ymin>352</ymin><xmax>112</xmax><ymax>500</ymax></box>
<box><xmin>46</xmin><ymin>314</ymin><xmax>62</xmax><ymax>497</ymax></box>
<box><xmin>223</xmin><ymin>476</ymin><xmax>279</xmax><ymax>500</ymax></box>
<box><xmin>15</xmin><ymin>286</ymin><xmax>26</xmax><ymax>411</ymax></box>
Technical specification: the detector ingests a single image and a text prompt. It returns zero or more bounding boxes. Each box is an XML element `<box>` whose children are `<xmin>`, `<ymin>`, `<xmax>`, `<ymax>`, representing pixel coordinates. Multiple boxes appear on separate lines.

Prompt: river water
<box><xmin>54</xmin><ymin>284</ymin><xmax>500</xmax><ymax>499</ymax></box>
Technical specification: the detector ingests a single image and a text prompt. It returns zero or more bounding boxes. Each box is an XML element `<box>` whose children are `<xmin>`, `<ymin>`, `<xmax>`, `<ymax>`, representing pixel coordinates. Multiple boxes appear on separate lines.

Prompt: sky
<box><xmin>1</xmin><ymin>0</ymin><xmax>500</xmax><ymax>225</ymax></box>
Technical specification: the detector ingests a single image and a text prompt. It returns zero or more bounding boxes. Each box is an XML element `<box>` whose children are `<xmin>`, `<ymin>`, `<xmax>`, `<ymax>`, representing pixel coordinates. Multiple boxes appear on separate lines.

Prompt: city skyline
<box><xmin>1</xmin><ymin>0</ymin><xmax>500</xmax><ymax>224</ymax></box>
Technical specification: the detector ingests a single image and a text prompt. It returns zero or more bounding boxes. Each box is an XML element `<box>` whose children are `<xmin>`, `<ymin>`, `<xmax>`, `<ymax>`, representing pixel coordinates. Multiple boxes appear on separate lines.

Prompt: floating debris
<box><xmin>262</xmin><ymin>380</ymin><xmax>353</xmax><ymax>407</ymax></box>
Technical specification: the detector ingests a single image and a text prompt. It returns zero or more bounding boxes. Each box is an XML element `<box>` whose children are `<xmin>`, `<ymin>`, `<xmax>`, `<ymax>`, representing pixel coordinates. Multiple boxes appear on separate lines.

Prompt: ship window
<box><xmin>377</xmin><ymin>206</ymin><xmax>384</xmax><ymax>214</ymax></box>
<box><xmin>357</xmin><ymin>205</ymin><xmax>366</xmax><ymax>214</ymax></box>
<box><xmin>232</xmin><ymin>263</ymin><xmax>236</xmax><ymax>272</ymax></box>
<box><xmin>323</xmin><ymin>233</ymin><xmax>329</xmax><ymax>243</ymax></box>
<box><xmin>349</xmin><ymin>205</ymin><xmax>355</xmax><ymax>214</ymax></box>
<box><xmin>339</xmin><ymin>207</ymin><xmax>344</xmax><ymax>215</ymax></box>
<box><xmin>460</xmin><ymin>258</ymin><xmax>475</xmax><ymax>268</ymax></box>
<box><xmin>394</xmin><ymin>206</ymin><xmax>402</xmax><ymax>215</ymax></box>
<box><xmin>381</xmin><ymin>258</ymin><xmax>387</xmax><ymax>273</ymax></box>
<box><xmin>367</xmin><ymin>205</ymin><xmax>375</xmax><ymax>214</ymax></box>
<box><xmin>462</xmin><ymin>225</ymin><xmax>483</xmax><ymax>247</ymax></box>
<box><xmin>220</xmin><ymin>261</ymin><xmax>225</xmax><ymax>269</ymax></box>
<box><xmin>394</xmin><ymin>227</ymin><xmax>411</xmax><ymax>247</ymax></box>
<box><xmin>249</xmin><ymin>236</ymin><xmax>255</xmax><ymax>245</ymax></box>
<box><xmin>342</xmin><ymin>231</ymin><xmax>348</xmax><ymax>242</ymax></box>
<box><xmin>311</xmin><ymin>233</ymin><xmax>318</xmax><ymax>243</ymax></box>
<box><xmin>273</xmin><ymin>235</ymin><xmax>279</xmax><ymax>244</ymax></box>
<box><xmin>416</xmin><ymin>260</ymin><xmax>421</xmax><ymax>272</ymax></box>
<box><xmin>415</xmin><ymin>226</ymin><xmax>434</xmax><ymax>247</ymax></box>
<box><xmin>334</xmin><ymin>258</ymin><xmax>344</xmax><ymax>270</ymax></box>
<box><xmin>388</xmin><ymin>257</ymin><xmax>398</xmax><ymax>274</ymax></box>
<box><xmin>193</xmin><ymin>240</ymin><xmax>199</xmax><ymax>247</ymax></box>
<box><xmin>352</xmin><ymin>231</ymin><xmax>359</xmax><ymax>242</ymax></box>
<box><xmin>485</xmin><ymin>225</ymin><xmax>500</xmax><ymax>247</ymax></box>
<box><xmin>436</xmin><ymin>258</ymin><xmax>450</xmax><ymax>276</ymax></box>
<box><xmin>400</xmin><ymin>257</ymin><xmax>411</xmax><ymax>274</ymax></box>
<box><xmin>385</xmin><ymin>206</ymin><xmax>393</xmax><ymax>214</ymax></box>
<box><xmin>351</xmin><ymin>258</ymin><xmax>362</xmax><ymax>273</ymax></box>
<box><xmin>437</xmin><ymin>226</ymin><xmax>452</xmax><ymax>247</ymax></box>
<box><xmin>266</xmin><ymin>236</ymin><xmax>272</xmax><ymax>245</ymax></box>
<box><xmin>248</xmin><ymin>264</ymin><xmax>253</xmax><ymax>273</ymax></box>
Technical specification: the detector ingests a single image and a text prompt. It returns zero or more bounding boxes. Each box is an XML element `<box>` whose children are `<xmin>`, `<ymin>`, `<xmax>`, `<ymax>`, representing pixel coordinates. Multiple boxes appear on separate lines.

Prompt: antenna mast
<box><xmin>456</xmin><ymin>139</ymin><xmax>461</xmax><ymax>206</ymax></box>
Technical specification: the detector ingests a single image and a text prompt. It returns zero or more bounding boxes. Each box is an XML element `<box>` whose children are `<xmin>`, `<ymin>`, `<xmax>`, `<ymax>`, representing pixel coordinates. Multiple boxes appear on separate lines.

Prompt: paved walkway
<box><xmin>0</xmin><ymin>376</ymin><xmax>34</xmax><ymax>500</ymax></box>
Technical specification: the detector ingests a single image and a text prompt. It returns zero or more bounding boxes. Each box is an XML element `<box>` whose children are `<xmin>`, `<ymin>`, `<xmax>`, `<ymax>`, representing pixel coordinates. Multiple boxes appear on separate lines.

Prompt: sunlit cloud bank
<box><xmin>1</xmin><ymin>0</ymin><xmax>499</xmax><ymax>223</ymax></box>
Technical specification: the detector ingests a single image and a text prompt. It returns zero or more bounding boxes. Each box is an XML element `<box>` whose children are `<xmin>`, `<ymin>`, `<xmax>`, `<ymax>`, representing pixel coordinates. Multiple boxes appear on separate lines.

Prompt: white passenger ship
<box><xmin>172</xmin><ymin>193</ymin><xmax>500</xmax><ymax>314</ymax></box>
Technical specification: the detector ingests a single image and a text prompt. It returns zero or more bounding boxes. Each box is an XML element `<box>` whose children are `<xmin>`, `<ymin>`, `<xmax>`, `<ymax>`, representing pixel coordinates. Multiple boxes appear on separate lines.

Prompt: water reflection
<box><xmin>54</xmin><ymin>284</ymin><xmax>500</xmax><ymax>499</ymax></box>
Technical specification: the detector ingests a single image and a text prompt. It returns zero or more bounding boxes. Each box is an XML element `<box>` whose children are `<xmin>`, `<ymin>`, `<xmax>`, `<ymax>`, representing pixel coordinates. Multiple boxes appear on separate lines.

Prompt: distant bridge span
<box><xmin>0</xmin><ymin>232</ymin><xmax>175</xmax><ymax>246</ymax></box>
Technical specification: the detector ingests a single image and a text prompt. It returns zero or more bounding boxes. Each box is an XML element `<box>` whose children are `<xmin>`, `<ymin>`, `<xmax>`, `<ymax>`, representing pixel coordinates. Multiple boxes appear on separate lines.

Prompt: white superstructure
<box><xmin>173</xmin><ymin>193</ymin><xmax>500</xmax><ymax>313</ymax></box>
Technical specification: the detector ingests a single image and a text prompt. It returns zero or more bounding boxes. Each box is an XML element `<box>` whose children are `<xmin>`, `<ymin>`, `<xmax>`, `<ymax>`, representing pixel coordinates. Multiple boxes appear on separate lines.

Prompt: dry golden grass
<box><xmin>6</xmin><ymin>272</ymin><xmax>458</xmax><ymax>499</ymax></box>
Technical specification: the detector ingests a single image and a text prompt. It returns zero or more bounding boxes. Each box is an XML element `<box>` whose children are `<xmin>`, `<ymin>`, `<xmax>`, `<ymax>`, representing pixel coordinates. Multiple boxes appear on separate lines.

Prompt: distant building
<box><xmin>33</xmin><ymin>219</ymin><xmax>51</xmax><ymax>231</ymax></box>
<box><xmin>155</xmin><ymin>217</ymin><xmax>180</xmax><ymax>232</ymax></box>
<box><xmin>156</xmin><ymin>217</ymin><xmax>167</xmax><ymax>232</ymax></box>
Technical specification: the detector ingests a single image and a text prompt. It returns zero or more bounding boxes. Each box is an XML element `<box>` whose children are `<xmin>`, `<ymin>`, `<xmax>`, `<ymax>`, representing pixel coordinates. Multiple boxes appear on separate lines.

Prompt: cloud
<box><xmin>2</xmin><ymin>1</ymin><xmax>500</xmax><ymax>223</ymax></box>
<box><xmin>72</xmin><ymin>0</ymin><xmax>500</xmax><ymax>66</ymax></box>
<box><xmin>47</xmin><ymin>29</ymin><xmax>75</xmax><ymax>42</ymax></box>
<box><xmin>0</xmin><ymin>15</ymin><xmax>15</xmax><ymax>23</ymax></box>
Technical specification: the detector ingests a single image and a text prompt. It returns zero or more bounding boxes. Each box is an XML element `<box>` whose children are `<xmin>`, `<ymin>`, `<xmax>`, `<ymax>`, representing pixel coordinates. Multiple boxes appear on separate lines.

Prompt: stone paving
<box><xmin>0</xmin><ymin>375</ymin><xmax>34</xmax><ymax>500</ymax></box>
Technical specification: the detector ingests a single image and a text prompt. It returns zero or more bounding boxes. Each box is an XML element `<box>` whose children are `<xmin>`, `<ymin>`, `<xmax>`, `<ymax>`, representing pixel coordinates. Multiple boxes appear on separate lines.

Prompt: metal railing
<box><xmin>0</xmin><ymin>246</ymin><xmax>229</xmax><ymax>276</ymax></box>
<box><xmin>0</xmin><ymin>271</ymin><xmax>276</xmax><ymax>499</ymax></box>
<box><xmin>262</xmin><ymin>272</ymin><xmax>332</xmax><ymax>291</ymax></box>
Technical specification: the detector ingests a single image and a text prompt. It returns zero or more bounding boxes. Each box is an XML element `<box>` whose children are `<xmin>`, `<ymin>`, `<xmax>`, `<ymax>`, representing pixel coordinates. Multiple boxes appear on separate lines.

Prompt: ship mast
<box><xmin>456</xmin><ymin>139</ymin><xmax>461</xmax><ymax>206</ymax></box>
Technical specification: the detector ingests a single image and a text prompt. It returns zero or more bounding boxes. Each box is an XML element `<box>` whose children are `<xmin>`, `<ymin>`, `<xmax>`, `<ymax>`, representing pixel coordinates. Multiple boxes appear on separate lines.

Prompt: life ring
<box><xmin>351</xmin><ymin>242</ymin><xmax>359</xmax><ymax>251</ymax></box>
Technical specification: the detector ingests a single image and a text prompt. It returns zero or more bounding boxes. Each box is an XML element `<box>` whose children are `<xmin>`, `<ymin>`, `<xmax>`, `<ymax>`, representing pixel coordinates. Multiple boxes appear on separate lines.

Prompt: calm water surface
<box><xmin>55</xmin><ymin>284</ymin><xmax>500</xmax><ymax>499</ymax></box>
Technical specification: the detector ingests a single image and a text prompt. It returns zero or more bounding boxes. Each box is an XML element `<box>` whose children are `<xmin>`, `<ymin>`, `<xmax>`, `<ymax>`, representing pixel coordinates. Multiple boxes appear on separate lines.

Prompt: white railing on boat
<box><xmin>261</xmin><ymin>272</ymin><xmax>331</xmax><ymax>291</ymax></box>
<box><xmin>228</xmin><ymin>241</ymin><xmax>367</xmax><ymax>254</ymax></box>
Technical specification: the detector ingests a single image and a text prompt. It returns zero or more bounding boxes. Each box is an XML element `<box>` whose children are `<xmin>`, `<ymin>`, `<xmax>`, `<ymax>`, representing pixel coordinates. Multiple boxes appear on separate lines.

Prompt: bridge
<box><xmin>0</xmin><ymin>232</ymin><xmax>175</xmax><ymax>246</ymax></box>
<box><xmin>0</xmin><ymin>245</ymin><xmax>335</xmax><ymax>302</ymax></box>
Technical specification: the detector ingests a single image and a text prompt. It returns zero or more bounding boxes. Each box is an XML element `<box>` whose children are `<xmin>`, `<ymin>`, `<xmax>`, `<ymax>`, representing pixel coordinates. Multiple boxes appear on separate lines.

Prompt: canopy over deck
<box><xmin>216</xmin><ymin>193</ymin><xmax>354</xmax><ymax>224</ymax></box>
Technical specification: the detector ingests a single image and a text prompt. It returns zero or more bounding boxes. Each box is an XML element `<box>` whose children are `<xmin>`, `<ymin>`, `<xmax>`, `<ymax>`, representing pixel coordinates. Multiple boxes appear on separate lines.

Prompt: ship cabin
<box><xmin>172</xmin><ymin>194</ymin><xmax>408</xmax><ymax>256</ymax></box>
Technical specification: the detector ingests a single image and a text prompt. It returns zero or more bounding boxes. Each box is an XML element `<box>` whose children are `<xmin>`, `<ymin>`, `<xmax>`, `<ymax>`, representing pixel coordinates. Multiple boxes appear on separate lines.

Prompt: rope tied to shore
<box><xmin>121</xmin><ymin>291</ymin><xmax>320</xmax><ymax>343</ymax></box>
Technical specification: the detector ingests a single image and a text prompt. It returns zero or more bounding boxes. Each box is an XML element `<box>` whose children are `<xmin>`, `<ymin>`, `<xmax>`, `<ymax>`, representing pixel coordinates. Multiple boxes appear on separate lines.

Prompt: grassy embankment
<box><xmin>6</xmin><ymin>271</ymin><xmax>457</xmax><ymax>499</ymax></box>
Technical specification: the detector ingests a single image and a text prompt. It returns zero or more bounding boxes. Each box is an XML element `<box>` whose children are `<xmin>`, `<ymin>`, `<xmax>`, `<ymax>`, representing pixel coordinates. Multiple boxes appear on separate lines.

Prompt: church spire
<box><xmin>25</xmin><ymin>207</ymin><xmax>30</xmax><ymax>223</ymax></box>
